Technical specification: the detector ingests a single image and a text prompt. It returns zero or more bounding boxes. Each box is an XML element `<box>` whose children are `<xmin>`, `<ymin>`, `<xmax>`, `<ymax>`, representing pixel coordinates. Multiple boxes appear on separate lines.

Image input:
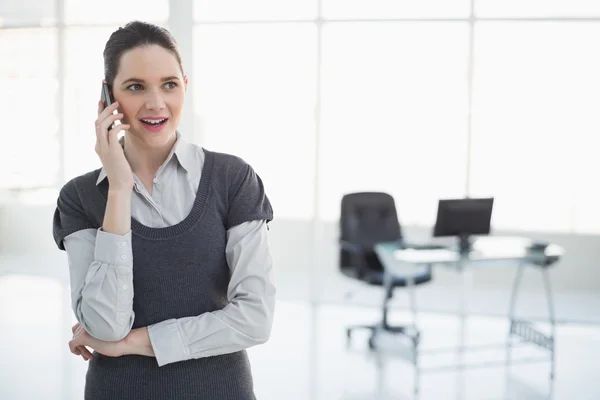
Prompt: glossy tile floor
<box><xmin>0</xmin><ymin>272</ymin><xmax>598</xmax><ymax>399</ymax></box>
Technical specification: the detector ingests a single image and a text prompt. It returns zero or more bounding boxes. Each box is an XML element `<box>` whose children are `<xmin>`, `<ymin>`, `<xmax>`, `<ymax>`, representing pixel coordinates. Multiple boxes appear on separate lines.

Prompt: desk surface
<box><xmin>375</xmin><ymin>236</ymin><xmax>564</xmax><ymax>266</ymax></box>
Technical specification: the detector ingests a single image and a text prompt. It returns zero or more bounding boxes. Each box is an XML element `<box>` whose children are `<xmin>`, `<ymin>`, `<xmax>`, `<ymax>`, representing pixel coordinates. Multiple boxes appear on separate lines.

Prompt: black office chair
<box><xmin>340</xmin><ymin>192</ymin><xmax>434</xmax><ymax>348</ymax></box>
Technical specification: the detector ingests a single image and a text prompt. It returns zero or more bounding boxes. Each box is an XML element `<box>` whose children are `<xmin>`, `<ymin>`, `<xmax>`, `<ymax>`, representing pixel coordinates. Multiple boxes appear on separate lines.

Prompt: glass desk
<box><xmin>372</xmin><ymin>236</ymin><xmax>564</xmax><ymax>396</ymax></box>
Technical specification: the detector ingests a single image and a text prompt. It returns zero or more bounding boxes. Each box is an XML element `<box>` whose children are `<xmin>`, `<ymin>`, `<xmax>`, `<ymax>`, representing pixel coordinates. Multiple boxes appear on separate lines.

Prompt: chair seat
<box><xmin>342</xmin><ymin>267</ymin><xmax>433</xmax><ymax>287</ymax></box>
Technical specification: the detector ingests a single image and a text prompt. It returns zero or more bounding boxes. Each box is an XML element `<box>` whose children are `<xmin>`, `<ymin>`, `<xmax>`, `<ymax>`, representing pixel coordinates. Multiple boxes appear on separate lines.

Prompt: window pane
<box><xmin>65</xmin><ymin>0</ymin><xmax>168</xmax><ymax>24</ymax></box>
<box><xmin>574</xmin><ymin>135</ymin><xmax>600</xmax><ymax>233</ymax></box>
<box><xmin>0</xmin><ymin>29</ymin><xmax>59</xmax><ymax>189</ymax></box>
<box><xmin>0</xmin><ymin>0</ymin><xmax>56</xmax><ymax>27</ymax></box>
<box><xmin>323</xmin><ymin>0</ymin><xmax>470</xmax><ymax>19</ymax></box>
<box><xmin>194</xmin><ymin>0</ymin><xmax>317</xmax><ymax>22</ymax></box>
<box><xmin>476</xmin><ymin>0</ymin><xmax>600</xmax><ymax>18</ymax></box>
<box><xmin>319</xmin><ymin>22</ymin><xmax>470</xmax><ymax>225</ymax></box>
<box><xmin>470</xmin><ymin>22</ymin><xmax>600</xmax><ymax>233</ymax></box>
<box><xmin>194</xmin><ymin>24</ymin><xmax>317</xmax><ymax>220</ymax></box>
<box><xmin>64</xmin><ymin>27</ymin><xmax>119</xmax><ymax>180</ymax></box>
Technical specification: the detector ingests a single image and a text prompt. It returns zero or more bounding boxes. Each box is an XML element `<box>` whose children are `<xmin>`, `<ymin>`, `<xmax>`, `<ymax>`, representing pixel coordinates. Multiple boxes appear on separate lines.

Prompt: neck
<box><xmin>123</xmin><ymin>132</ymin><xmax>178</xmax><ymax>178</ymax></box>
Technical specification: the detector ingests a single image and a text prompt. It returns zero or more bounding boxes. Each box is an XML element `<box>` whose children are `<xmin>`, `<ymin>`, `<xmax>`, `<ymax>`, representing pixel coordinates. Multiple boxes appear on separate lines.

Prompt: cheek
<box><xmin>117</xmin><ymin>104</ymin><xmax>138</xmax><ymax>123</ymax></box>
<box><xmin>169</xmin><ymin>96</ymin><xmax>185</xmax><ymax>117</ymax></box>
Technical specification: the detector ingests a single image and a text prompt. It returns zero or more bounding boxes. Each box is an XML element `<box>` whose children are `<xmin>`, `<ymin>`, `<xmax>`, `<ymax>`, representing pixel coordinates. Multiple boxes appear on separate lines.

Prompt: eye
<box><xmin>127</xmin><ymin>83</ymin><xmax>143</xmax><ymax>92</ymax></box>
<box><xmin>164</xmin><ymin>81</ymin><xmax>178</xmax><ymax>90</ymax></box>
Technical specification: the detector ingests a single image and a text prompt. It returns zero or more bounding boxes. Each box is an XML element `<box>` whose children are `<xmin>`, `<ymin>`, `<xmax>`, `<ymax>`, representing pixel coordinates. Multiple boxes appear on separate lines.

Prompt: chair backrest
<box><xmin>340</xmin><ymin>192</ymin><xmax>402</xmax><ymax>273</ymax></box>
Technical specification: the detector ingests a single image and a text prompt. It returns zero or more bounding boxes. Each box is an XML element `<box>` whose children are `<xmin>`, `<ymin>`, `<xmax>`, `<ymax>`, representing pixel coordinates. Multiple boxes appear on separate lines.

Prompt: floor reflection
<box><xmin>0</xmin><ymin>273</ymin><xmax>598</xmax><ymax>399</ymax></box>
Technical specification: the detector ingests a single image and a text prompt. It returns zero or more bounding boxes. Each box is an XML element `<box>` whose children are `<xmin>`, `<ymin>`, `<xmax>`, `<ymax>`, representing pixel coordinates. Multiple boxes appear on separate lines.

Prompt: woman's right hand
<box><xmin>95</xmin><ymin>101</ymin><xmax>133</xmax><ymax>191</ymax></box>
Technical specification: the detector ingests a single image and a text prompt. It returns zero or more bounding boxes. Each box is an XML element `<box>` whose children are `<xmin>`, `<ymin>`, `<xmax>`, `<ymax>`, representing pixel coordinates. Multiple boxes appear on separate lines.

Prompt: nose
<box><xmin>145</xmin><ymin>89</ymin><xmax>166</xmax><ymax>111</ymax></box>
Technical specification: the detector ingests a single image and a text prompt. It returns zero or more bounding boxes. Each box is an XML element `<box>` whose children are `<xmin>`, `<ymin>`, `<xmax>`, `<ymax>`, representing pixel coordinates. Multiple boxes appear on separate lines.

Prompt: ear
<box><xmin>184</xmin><ymin>74</ymin><xmax>189</xmax><ymax>90</ymax></box>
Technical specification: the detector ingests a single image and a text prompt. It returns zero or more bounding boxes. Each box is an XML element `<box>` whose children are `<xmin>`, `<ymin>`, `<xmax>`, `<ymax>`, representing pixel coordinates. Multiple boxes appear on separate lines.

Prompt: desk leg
<box><xmin>394</xmin><ymin>267</ymin><xmax>421</xmax><ymax>396</ymax></box>
<box><xmin>408</xmin><ymin>273</ymin><xmax>421</xmax><ymax>395</ymax></box>
<box><xmin>507</xmin><ymin>261</ymin><xmax>525</xmax><ymax>367</ymax></box>
<box><xmin>374</xmin><ymin>353</ymin><xmax>385</xmax><ymax>399</ymax></box>
<box><xmin>506</xmin><ymin>262</ymin><xmax>556</xmax><ymax>397</ymax></box>
<box><xmin>459</xmin><ymin>265</ymin><xmax>472</xmax><ymax>352</ymax></box>
<box><xmin>542</xmin><ymin>267</ymin><xmax>556</xmax><ymax>382</ymax></box>
<box><xmin>408</xmin><ymin>274</ymin><xmax>419</xmax><ymax>334</ymax></box>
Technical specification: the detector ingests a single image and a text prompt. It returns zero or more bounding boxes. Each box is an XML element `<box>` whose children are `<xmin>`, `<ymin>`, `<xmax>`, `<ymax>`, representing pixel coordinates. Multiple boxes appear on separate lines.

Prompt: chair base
<box><xmin>346</xmin><ymin>324</ymin><xmax>419</xmax><ymax>350</ymax></box>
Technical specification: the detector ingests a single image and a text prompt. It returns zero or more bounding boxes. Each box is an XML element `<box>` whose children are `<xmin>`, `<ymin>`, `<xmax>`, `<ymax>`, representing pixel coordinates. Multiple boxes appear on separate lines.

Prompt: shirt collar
<box><xmin>96</xmin><ymin>131</ymin><xmax>195</xmax><ymax>186</ymax></box>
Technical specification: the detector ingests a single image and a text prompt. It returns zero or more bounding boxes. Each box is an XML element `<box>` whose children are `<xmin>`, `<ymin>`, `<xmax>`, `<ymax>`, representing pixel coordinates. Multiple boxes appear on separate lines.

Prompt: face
<box><xmin>111</xmin><ymin>44</ymin><xmax>187</xmax><ymax>146</ymax></box>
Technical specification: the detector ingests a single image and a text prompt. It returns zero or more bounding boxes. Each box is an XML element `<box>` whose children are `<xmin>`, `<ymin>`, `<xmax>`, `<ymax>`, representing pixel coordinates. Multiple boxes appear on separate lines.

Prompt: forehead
<box><xmin>115</xmin><ymin>44</ymin><xmax>182</xmax><ymax>82</ymax></box>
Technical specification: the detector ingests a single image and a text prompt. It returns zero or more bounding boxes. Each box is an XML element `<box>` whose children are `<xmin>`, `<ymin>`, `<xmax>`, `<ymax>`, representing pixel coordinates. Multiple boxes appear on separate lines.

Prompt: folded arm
<box><xmin>63</xmin><ymin>228</ymin><xmax>135</xmax><ymax>342</ymax></box>
<box><xmin>147</xmin><ymin>219</ymin><xmax>276</xmax><ymax>367</ymax></box>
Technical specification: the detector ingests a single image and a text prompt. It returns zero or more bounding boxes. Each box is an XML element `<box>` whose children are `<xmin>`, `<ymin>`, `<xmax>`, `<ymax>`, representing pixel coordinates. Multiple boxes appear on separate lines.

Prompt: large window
<box><xmin>64</xmin><ymin>0</ymin><xmax>167</xmax><ymax>24</ymax></box>
<box><xmin>0</xmin><ymin>0</ymin><xmax>167</xmax><ymax>190</ymax></box>
<box><xmin>0</xmin><ymin>29</ymin><xmax>59</xmax><ymax>189</ymax></box>
<box><xmin>194</xmin><ymin>0</ymin><xmax>317</xmax><ymax>21</ymax></box>
<box><xmin>0</xmin><ymin>0</ymin><xmax>56</xmax><ymax>27</ymax></box>
<box><xmin>318</xmin><ymin>22</ymin><xmax>470</xmax><ymax>225</ymax></box>
<box><xmin>63</xmin><ymin>27</ymin><xmax>118</xmax><ymax>179</ymax></box>
<box><xmin>3</xmin><ymin>1</ymin><xmax>600</xmax><ymax>233</ymax></box>
<box><xmin>475</xmin><ymin>0</ymin><xmax>600</xmax><ymax>18</ymax></box>
<box><xmin>322</xmin><ymin>0</ymin><xmax>470</xmax><ymax>19</ymax></box>
<box><xmin>470</xmin><ymin>22</ymin><xmax>600</xmax><ymax>232</ymax></box>
<box><xmin>193</xmin><ymin>24</ymin><xmax>318</xmax><ymax>220</ymax></box>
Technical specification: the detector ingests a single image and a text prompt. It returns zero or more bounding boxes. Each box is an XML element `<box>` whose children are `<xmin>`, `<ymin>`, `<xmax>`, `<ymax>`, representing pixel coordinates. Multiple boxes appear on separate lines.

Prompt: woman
<box><xmin>52</xmin><ymin>21</ymin><xmax>275</xmax><ymax>400</ymax></box>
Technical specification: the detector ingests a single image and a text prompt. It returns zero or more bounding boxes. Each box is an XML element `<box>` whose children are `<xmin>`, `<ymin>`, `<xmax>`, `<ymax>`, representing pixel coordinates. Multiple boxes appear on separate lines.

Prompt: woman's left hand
<box><xmin>69</xmin><ymin>323</ymin><xmax>126</xmax><ymax>358</ymax></box>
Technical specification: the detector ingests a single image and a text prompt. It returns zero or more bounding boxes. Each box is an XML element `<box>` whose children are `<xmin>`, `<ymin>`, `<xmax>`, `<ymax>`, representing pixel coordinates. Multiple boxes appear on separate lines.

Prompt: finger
<box><xmin>79</xmin><ymin>346</ymin><xmax>94</xmax><ymax>359</ymax></box>
<box><xmin>74</xmin><ymin>323</ymin><xmax>85</xmax><ymax>336</ymax></box>
<box><xmin>95</xmin><ymin>101</ymin><xmax>119</xmax><ymax>121</ymax></box>
<box><xmin>107</xmin><ymin>124</ymin><xmax>130</xmax><ymax>145</ymax></box>
<box><xmin>97</xmin><ymin>112</ymin><xmax>123</xmax><ymax>136</ymax></box>
<box><xmin>71</xmin><ymin>344</ymin><xmax>89</xmax><ymax>361</ymax></box>
<box><xmin>95</xmin><ymin>105</ymin><xmax>120</xmax><ymax>142</ymax></box>
<box><xmin>71</xmin><ymin>323</ymin><xmax>79</xmax><ymax>334</ymax></box>
<box><xmin>79</xmin><ymin>345</ymin><xmax>94</xmax><ymax>361</ymax></box>
<box><xmin>70</xmin><ymin>339</ymin><xmax>88</xmax><ymax>360</ymax></box>
<box><xmin>69</xmin><ymin>339</ymin><xmax>79</xmax><ymax>355</ymax></box>
<box><xmin>96</xmin><ymin>113</ymin><xmax>124</xmax><ymax>151</ymax></box>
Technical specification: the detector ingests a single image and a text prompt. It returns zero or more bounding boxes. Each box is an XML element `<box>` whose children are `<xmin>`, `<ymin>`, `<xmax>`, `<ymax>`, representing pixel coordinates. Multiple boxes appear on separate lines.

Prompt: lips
<box><xmin>139</xmin><ymin>117</ymin><xmax>169</xmax><ymax>132</ymax></box>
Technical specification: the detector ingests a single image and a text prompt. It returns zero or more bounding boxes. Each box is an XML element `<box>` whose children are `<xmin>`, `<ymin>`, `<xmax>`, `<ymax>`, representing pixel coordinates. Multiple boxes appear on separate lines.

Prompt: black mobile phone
<box><xmin>101</xmin><ymin>82</ymin><xmax>118</xmax><ymax>130</ymax></box>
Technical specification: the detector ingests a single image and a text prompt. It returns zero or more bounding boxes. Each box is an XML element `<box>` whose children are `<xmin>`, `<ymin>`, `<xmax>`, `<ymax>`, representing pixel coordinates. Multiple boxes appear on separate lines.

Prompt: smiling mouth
<box><xmin>140</xmin><ymin>118</ymin><xmax>168</xmax><ymax>126</ymax></box>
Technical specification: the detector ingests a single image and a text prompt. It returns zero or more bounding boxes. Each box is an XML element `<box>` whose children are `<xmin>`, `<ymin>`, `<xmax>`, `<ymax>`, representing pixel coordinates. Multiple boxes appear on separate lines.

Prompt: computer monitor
<box><xmin>433</xmin><ymin>197</ymin><xmax>494</xmax><ymax>253</ymax></box>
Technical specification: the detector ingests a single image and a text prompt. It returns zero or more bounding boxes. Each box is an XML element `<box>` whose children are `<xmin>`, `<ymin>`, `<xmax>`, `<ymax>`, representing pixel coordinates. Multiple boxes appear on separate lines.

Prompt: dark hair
<box><xmin>103</xmin><ymin>21</ymin><xmax>184</xmax><ymax>87</ymax></box>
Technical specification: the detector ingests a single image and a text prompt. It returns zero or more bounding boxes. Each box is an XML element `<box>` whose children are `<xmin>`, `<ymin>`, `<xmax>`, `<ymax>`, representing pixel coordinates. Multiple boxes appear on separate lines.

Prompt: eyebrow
<box><xmin>121</xmin><ymin>76</ymin><xmax>180</xmax><ymax>85</ymax></box>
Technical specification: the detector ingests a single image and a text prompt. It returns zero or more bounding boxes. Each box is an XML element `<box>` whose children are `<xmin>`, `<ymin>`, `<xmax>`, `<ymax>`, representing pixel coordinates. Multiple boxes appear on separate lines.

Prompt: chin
<box><xmin>129</xmin><ymin>124</ymin><xmax>176</xmax><ymax>145</ymax></box>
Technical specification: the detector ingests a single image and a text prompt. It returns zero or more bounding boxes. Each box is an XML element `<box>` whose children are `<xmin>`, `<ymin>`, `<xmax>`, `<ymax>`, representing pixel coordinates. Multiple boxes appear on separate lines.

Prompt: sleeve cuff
<box><xmin>148</xmin><ymin>319</ymin><xmax>189</xmax><ymax>367</ymax></box>
<box><xmin>94</xmin><ymin>228</ymin><xmax>133</xmax><ymax>267</ymax></box>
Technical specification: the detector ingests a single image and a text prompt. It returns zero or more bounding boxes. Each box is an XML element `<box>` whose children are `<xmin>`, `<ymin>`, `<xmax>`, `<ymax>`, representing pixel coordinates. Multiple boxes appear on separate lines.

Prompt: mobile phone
<box><xmin>101</xmin><ymin>81</ymin><xmax>119</xmax><ymax>130</ymax></box>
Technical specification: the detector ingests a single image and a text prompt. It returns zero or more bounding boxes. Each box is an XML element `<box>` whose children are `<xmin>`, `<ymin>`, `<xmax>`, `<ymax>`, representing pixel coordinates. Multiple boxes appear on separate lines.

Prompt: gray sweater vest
<box><xmin>53</xmin><ymin>149</ymin><xmax>273</xmax><ymax>400</ymax></box>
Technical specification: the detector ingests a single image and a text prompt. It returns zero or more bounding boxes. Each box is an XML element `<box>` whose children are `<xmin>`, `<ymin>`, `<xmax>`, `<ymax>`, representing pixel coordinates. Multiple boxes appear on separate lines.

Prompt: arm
<box><xmin>103</xmin><ymin>187</ymin><xmax>132</xmax><ymax>235</ymax></box>
<box><xmin>63</xmin><ymin>226</ymin><xmax>135</xmax><ymax>342</ymax></box>
<box><xmin>144</xmin><ymin>219</ymin><xmax>275</xmax><ymax>367</ymax></box>
<box><xmin>57</xmin><ymin>100</ymin><xmax>134</xmax><ymax>343</ymax></box>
